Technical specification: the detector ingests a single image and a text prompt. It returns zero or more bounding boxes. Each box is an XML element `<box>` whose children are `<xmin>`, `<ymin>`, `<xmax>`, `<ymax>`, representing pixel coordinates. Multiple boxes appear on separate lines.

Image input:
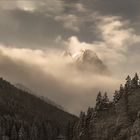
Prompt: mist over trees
<box><xmin>69</xmin><ymin>73</ymin><xmax>140</xmax><ymax>140</ymax></box>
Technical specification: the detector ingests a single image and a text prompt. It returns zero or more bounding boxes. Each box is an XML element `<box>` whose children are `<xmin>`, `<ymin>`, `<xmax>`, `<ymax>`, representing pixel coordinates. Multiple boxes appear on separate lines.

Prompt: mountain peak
<box><xmin>72</xmin><ymin>49</ymin><xmax>99</xmax><ymax>63</ymax></box>
<box><xmin>71</xmin><ymin>49</ymin><xmax>109</xmax><ymax>73</ymax></box>
<box><xmin>61</xmin><ymin>49</ymin><xmax>109</xmax><ymax>74</ymax></box>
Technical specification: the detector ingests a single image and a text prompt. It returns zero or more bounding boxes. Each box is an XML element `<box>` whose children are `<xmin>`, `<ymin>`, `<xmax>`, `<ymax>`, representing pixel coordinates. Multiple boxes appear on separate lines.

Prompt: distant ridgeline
<box><xmin>70</xmin><ymin>73</ymin><xmax>140</xmax><ymax>140</ymax></box>
<box><xmin>0</xmin><ymin>77</ymin><xmax>78</xmax><ymax>140</ymax></box>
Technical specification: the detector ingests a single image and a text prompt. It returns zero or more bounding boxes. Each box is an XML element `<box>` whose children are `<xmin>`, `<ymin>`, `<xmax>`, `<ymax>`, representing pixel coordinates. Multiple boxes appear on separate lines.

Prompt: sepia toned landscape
<box><xmin>0</xmin><ymin>0</ymin><xmax>140</xmax><ymax>140</ymax></box>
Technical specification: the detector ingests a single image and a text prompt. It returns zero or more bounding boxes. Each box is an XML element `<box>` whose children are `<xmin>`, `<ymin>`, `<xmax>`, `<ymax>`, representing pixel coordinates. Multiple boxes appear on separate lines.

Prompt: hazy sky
<box><xmin>0</xmin><ymin>0</ymin><xmax>140</xmax><ymax>115</ymax></box>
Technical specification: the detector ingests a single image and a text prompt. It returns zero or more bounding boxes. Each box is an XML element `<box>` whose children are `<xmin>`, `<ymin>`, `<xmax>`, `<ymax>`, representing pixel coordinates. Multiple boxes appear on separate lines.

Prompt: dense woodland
<box><xmin>0</xmin><ymin>78</ymin><xmax>77</xmax><ymax>140</ymax></box>
<box><xmin>0</xmin><ymin>73</ymin><xmax>140</xmax><ymax>140</ymax></box>
<box><xmin>70</xmin><ymin>73</ymin><xmax>140</xmax><ymax>140</ymax></box>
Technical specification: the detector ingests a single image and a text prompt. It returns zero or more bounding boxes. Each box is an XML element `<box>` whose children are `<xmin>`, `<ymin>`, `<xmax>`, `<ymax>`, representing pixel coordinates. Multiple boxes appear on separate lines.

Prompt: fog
<box><xmin>0</xmin><ymin>1</ymin><xmax>140</xmax><ymax>115</ymax></box>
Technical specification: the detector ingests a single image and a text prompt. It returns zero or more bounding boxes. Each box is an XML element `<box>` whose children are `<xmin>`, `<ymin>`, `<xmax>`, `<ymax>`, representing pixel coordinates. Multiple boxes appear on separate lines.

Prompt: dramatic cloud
<box><xmin>0</xmin><ymin>0</ymin><xmax>139</xmax><ymax>47</ymax></box>
<box><xmin>67</xmin><ymin>16</ymin><xmax>140</xmax><ymax>67</ymax></box>
<box><xmin>0</xmin><ymin>45</ymin><xmax>120</xmax><ymax>114</ymax></box>
<box><xmin>0</xmin><ymin>14</ymin><xmax>140</xmax><ymax>114</ymax></box>
<box><xmin>0</xmin><ymin>1</ymin><xmax>140</xmax><ymax>115</ymax></box>
<box><xmin>55</xmin><ymin>14</ymin><xmax>80</xmax><ymax>32</ymax></box>
<box><xmin>0</xmin><ymin>0</ymin><xmax>65</xmax><ymax>13</ymax></box>
<box><xmin>80</xmin><ymin>0</ymin><xmax>140</xmax><ymax>19</ymax></box>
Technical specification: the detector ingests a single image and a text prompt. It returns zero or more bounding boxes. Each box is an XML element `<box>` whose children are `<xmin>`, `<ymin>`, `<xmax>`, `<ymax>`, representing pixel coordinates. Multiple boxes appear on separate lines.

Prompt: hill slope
<box><xmin>71</xmin><ymin>73</ymin><xmax>140</xmax><ymax>140</ymax></box>
<box><xmin>15</xmin><ymin>83</ymin><xmax>65</xmax><ymax>110</ymax></box>
<box><xmin>0</xmin><ymin>77</ymin><xmax>78</xmax><ymax>139</ymax></box>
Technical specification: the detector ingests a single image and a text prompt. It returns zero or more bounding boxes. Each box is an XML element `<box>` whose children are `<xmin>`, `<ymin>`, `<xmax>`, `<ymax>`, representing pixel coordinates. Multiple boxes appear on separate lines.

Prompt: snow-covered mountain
<box><xmin>63</xmin><ymin>49</ymin><xmax>109</xmax><ymax>73</ymax></box>
<box><xmin>72</xmin><ymin>49</ymin><xmax>103</xmax><ymax>64</ymax></box>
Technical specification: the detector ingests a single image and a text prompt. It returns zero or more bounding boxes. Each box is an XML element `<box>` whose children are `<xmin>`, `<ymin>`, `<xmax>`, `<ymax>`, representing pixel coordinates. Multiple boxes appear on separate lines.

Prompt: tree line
<box><xmin>69</xmin><ymin>73</ymin><xmax>140</xmax><ymax>140</ymax></box>
<box><xmin>0</xmin><ymin>77</ymin><xmax>77</xmax><ymax>140</ymax></box>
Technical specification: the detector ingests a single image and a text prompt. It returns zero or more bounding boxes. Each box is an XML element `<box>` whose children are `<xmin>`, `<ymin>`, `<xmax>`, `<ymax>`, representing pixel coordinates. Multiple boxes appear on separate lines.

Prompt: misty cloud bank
<box><xmin>0</xmin><ymin>44</ymin><xmax>119</xmax><ymax>115</ymax></box>
<box><xmin>0</xmin><ymin>1</ymin><xmax>140</xmax><ymax>114</ymax></box>
<box><xmin>0</xmin><ymin>15</ymin><xmax>140</xmax><ymax>114</ymax></box>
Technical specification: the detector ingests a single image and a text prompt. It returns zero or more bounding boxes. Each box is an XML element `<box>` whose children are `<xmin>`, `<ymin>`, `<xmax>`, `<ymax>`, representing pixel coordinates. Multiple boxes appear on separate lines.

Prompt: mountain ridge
<box><xmin>0</xmin><ymin>77</ymin><xmax>78</xmax><ymax>139</ymax></box>
<box><xmin>15</xmin><ymin>83</ymin><xmax>65</xmax><ymax>111</ymax></box>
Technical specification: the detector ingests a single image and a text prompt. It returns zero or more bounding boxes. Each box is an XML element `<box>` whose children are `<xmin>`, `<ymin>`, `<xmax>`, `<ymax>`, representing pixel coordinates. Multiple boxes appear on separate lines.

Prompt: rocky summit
<box><xmin>62</xmin><ymin>49</ymin><xmax>109</xmax><ymax>74</ymax></box>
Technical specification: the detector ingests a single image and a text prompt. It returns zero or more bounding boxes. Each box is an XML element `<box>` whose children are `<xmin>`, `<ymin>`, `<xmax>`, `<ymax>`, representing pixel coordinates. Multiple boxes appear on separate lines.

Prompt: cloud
<box><xmin>0</xmin><ymin>8</ymin><xmax>73</xmax><ymax>49</ymax></box>
<box><xmin>97</xmin><ymin>16</ymin><xmax>140</xmax><ymax>50</ymax></box>
<box><xmin>0</xmin><ymin>44</ymin><xmax>121</xmax><ymax>115</ymax></box>
<box><xmin>55</xmin><ymin>14</ymin><xmax>80</xmax><ymax>32</ymax></box>
<box><xmin>0</xmin><ymin>14</ymin><xmax>140</xmax><ymax>114</ymax></box>
<box><xmin>95</xmin><ymin>16</ymin><xmax>140</xmax><ymax>67</ymax></box>
<box><xmin>0</xmin><ymin>0</ymin><xmax>65</xmax><ymax>14</ymax></box>
<box><xmin>0</xmin><ymin>0</ymin><xmax>140</xmax><ymax>46</ymax></box>
<box><xmin>74</xmin><ymin>3</ymin><xmax>87</xmax><ymax>12</ymax></box>
<box><xmin>65</xmin><ymin>15</ymin><xmax>140</xmax><ymax>77</ymax></box>
<box><xmin>80</xmin><ymin>0</ymin><xmax>140</xmax><ymax>19</ymax></box>
<box><xmin>17</xmin><ymin>1</ymin><xmax>37</xmax><ymax>12</ymax></box>
<box><xmin>0</xmin><ymin>1</ymin><xmax>140</xmax><ymax>115</ymax></box>
<box><xmin>0</xmin><ymin>1</ymin><xmax>101</xmax><ymax>47</ymax></box>
<box><xmin>0</xmin><ymin>14</ymin><xmax>139</xmax><ymax>114</ymax></box>
<box><xmin>0</xmin><ymin>1</ymin><xmax>73</xmax><ymax>48</ymax></box>
<box><xmin>0</xmin><ymin>0</ymin><xmax>139</xmax><ymax>48</ymax></box>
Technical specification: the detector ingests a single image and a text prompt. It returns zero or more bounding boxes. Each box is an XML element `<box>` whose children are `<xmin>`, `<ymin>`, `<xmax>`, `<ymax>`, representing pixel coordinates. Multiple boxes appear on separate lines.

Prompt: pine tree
<box><xmin>113</xmin><ymin>85</ymin><xmax>124</xmax><ymax>104</ymax></box>
<box><xmin>85</xmin><ymin>107</ymin><xmax>93</xmax><ymax>139</ymax></box>
<box><xmin>103</xmin><ymin>92</ymin><xmax>109</xmax><ymax>103</ymax></box>
<box><xmin>125</xmin><ymin>75</ymin><xmax>132</xmax><ymax>92</ymax></box>
<box><xmin>88</xmin><ymin>109</ymin><xmax>96</xmax><ymax>131</ymax></box>
<box><xmin>18</xmin><ymin>125</ymin><xmax>27</xmax><ymax>140</ymax></box>
<box><xmin>120</xmin><ymin>89</ymin><xmax>132</xmax><ymax>127</ymax></box>
<box><xmin>39</xmin><ymin>125</ymin><xmax>45</xmax><ymax>140</ymax></box>
<box><xmin>118</xmin><ymin>84</ymin><xmax>124</xmax><ymax>100</ymax></box>
<box><xmin>0</xmin><ymin>124</ymin><xmax>2</xmax><ymax>140</ymax></box>
<box><xmin>113</xmin><ymin>90</ymin><xmax>119</xmax><ymax>103</ymax></box>
<box><xmin>130</xmin><ymin>111</ymin><xmax>140</xmax><ymax>139</ymax></box>
<box><xmin>11</xmin><ymin>125</ymin><xmax>18</xmax><ymax>140</ymax></box>
<box><xmin>85</xmin><ymin>107</ymin><xmax>93</xmax><ymax>129</ymax></box>
<box><xmin>95</xmin><ymin>92</ymin><xmax>103</xmax><ymax>111</ymax></box>
<box><xmin>79</xmin><ymin>111</ymin><xmax>86</xmax><ymax>138</ymax></box>
<box><xmin>45</xmin><ymin>122</ymin><xmax>53</xmax><ymax>140</ymax></box>
<box><xmin>119</xmin><ymin>84</ymin><xmax>124</xmax><ymax>96</ymax></box>
<box><xmin>102</xmin><ymin>92</ymin><xmax>109</xmax><ymax>110</ymax></box>
<box><xmin>131</xmin><ymin>73</ymin><xmax>139</xmax><ymax>89</ymax></box>
<box><xmin>30</xmin><ymin>123</ymin><xmax>38</xmax><ymax>140</ymax></box>
<box><xmin>90</xmin><ymin>109</ymin><xmax>97</xmax><ymax>123</ymax></box>
<box><xmin>0</xmin><ymin>117</ymin><xmax>6</xmax><ymax>138</ymax></box>
<box><xmin>66</xmin><ymin>121</ymin><xmax>74</xmax><ymax>140</ymax></box>
<box><xmin>87</xmin><ymin>107</ymin><xmax>93</xmax><ymax>117</ymax></box>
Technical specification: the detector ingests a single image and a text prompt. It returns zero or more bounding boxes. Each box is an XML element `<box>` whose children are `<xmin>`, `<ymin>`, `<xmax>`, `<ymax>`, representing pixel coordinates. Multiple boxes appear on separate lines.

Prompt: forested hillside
<box><xmin>70</xmin><ymin>73</ymin><xmax>140</xmax><ymax>140</ymax></box>
<box><xmin>0</xmin><ymin>77</ymin><xmax>78</xmax><ymax>140</ymax></box>
<box><xmin>1</xmin><ymin>73</ymin><xmax>140</xmax><ymax>140</ymax></box>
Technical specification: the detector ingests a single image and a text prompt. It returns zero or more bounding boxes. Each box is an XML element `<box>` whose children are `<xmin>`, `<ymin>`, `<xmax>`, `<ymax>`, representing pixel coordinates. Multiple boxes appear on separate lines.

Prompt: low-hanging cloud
<box><xmin>66</xmin><ymin>15</ymin><xmax>140</xmax><ymax>67</ymax></box>
<box><xmin>0</xmin><ymin>14</ymin><xmax>140</xmax><ymax>115</ymax></box>
<box><xmin>0</xmin><ymin>44</ymin><xmax>121</xmax><ymax>115</ymax></box>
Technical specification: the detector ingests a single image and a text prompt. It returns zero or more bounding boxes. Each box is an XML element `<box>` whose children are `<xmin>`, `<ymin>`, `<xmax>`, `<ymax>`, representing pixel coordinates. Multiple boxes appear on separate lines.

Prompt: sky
<box><xmin>0</xmin><ymin>0</ymin><xmax>140</xmax><ymax>115</ymax></box>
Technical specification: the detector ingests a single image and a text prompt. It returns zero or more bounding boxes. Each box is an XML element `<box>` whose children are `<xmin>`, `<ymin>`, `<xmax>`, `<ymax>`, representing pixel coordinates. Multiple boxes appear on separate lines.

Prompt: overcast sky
<box><xmin>0</xmin><ymin>0</ymin><xmax>140</xmax><ymax>115</ymax></box>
